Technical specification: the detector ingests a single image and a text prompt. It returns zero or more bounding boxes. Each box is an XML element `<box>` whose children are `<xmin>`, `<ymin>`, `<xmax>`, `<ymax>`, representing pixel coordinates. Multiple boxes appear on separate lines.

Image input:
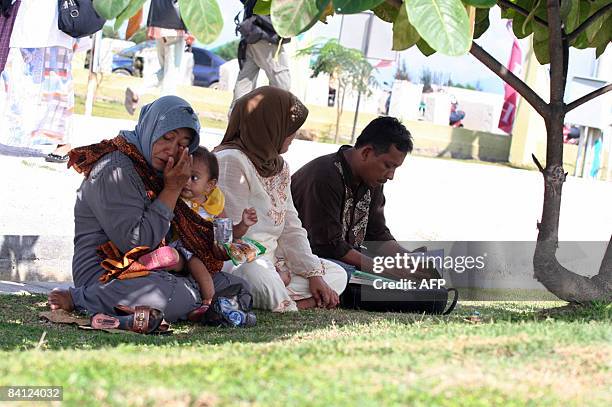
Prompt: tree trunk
<box><xmin>533</xmin><ymin>107</ymin><xmax>612</xmax><ymax>302</ymax></box>
<box><xmin>531</xmin><ymin>0</ymin><xmax>612</xmax><ymax>303</ymax></box>
<box><xmin>386</xmin><ymin>0</ymin><xmax>612</xmax><ymax>302</ymax></box>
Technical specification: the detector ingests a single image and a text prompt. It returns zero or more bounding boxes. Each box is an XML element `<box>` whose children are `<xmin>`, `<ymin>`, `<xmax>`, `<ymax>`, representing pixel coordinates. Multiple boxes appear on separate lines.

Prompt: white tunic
<box><xmin>216</xmin><ymin>149</ymin><xmax>347</xmax><ymax>311</ymax></box>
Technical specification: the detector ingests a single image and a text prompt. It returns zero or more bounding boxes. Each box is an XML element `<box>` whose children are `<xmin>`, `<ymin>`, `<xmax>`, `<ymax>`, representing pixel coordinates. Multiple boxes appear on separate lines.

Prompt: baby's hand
<box><xmin>242</xmin><ymin>207</ymin><xmax>258</xmax><ymax>227</ymax></box>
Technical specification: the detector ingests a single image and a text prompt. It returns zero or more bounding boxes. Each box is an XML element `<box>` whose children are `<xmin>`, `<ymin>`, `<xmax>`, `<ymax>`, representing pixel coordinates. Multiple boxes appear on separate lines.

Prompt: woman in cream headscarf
<box><xmin>215</xmin><ymin>87</ymin><xmax>347</xmax><ymax>312</ymax></box>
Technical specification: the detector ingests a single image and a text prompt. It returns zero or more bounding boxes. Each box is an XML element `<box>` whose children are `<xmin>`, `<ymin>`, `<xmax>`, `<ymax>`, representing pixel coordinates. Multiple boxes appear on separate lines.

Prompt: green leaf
<box><xmin>512</xmin><ymin>0</ymin><xmax>536</xmax><ymax>39</ymax></box>
<box><xmin>532</xmin><ymin>23</ymin><xmax>549</xmax><ymax>64</ymax></box>
<box><xmin>253</xmin><ymin>0</ymin><xmax>272</xmax><ymax>15</ymax></box>
<box><xmin>114</xmin><ymin>0</ymin><xmax>146</xmax><ymax>32</ymax></box>
<box><xmin>514</xmin><ymin>0</ymin><xmax>548</xmax><ymax>40</ymax></box>
<box><xmin>595</xmin><ymin>42</ymin><xmax>608</xmax><ymax>58</ymax></box>
<box><xmin>473</xmin><ymin>7</ymin><xmax>490</xmax><ymax>39</ymax></box>
<box><xmin>178</xmin><ymin>0</ymin><xmax>223</xmax><ymax>44</ymax></box>
<box><xmin>332</xmin><ymin>0</ymin><xmax>385</xmax><ymax>14</ymax></box>
<box><xmin>585</xmin><ymin>1</ymin><xmax>611</xmax><ymax>44</ymax></box>
<box><xmin>128</xmin><ymin>26</ymin><xmax>147</xmax><ymax>43</ymax></box>
<box><xmin>93</xmin><ymin>0</ymin><xmax>130</xmax><ymax>20</ymax></box>
<box><xmin>461</xmin><ymin>0</ymin><xmax>496</xmax><ymax>8</ymax></box>
<box><xmin>407</xmin><ymin>0</ymin><xmax>472</xmax><ymax>56</ymax></box>
<box><xmin>373</xmin><ymin>2</ymin><xmax>399</xmax><ymax>23</ymax></box>
<box><xmin>393</xmin><ymin>3</ymin><xmax>420</xmax><ymax>50</ymax></box>
<box><xmin>571</xmin><ymin>2</ymin><xmax>592</xmax><ymax>48</ymax></box>
<box><xmin>271</xmin><ymin>0</ymin><xmax>329</xmax><ymax>37</ymax></box>
<box><xmin>588</xmin><ymin>13</ymin><xmax>612</xmax><ymax>50</ymax></box>
<box><xmin>416</xmin><ymin>38</ymin><xmax>436</xmax><ymax>56</ymax></box>
<box><xmin>500</xmin><ymin>5</ymin><xmax>515</xmax><ymax>20</ymax></box>
<box><xmin>560</xmin><ymin>0</ymin><xmax>580</xmax><ymax>33</ymax></box>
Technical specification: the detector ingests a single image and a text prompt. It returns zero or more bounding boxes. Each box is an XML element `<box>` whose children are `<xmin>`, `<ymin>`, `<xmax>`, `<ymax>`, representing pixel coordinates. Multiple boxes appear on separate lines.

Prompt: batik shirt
<box><xmin>291</xmin><ymin>145</ymin><xmax>394</xmax><ymax>259</ymax></box>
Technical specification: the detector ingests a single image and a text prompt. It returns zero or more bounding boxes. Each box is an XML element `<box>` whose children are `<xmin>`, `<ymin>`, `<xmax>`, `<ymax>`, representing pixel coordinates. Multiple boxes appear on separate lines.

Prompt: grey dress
<box><xmin>69</xmin><ymin>151</ymin><xmax>247</xmax><ymax>322</ymax></box>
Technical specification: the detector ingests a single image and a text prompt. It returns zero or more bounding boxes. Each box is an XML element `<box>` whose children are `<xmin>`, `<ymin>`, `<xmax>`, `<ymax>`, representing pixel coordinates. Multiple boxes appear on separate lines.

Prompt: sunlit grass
<box><xmin>1</xmin><ymin>294</ymin><xmax>610</xmax><ymax>406</ymax></box>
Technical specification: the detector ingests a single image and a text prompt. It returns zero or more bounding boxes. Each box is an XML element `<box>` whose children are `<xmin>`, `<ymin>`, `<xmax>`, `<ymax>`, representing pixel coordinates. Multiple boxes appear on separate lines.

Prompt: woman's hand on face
<box><xmin>163</xmin><ymin>147</ymin><xmax>192</xmax><ymax>191</ymax></box>
<box><xmin>308</xmin><ymin>276</ymin><xmax>339</xmax><ymax>309</ymax></box>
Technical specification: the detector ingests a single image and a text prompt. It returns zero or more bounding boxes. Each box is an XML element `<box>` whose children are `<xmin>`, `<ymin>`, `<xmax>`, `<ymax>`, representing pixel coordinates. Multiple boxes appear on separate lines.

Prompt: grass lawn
<box><xmin>0</xmin><ymin>295</ymin><xmax>610</xmax><ymax>406</ymax></box>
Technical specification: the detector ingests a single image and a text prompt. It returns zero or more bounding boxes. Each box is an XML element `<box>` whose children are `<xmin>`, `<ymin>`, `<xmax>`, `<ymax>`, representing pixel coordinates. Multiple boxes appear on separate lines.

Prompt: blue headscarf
<box><xmin>120</xmin><ymin>96</ymin><xmax>201</xmax><ymax>166</ymax></box>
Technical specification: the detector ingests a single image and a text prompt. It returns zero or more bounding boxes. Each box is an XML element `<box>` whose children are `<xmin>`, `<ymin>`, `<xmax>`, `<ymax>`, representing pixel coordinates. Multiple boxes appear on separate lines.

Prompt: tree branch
<box><xmin>565</xmin><ymin>84</ymin><xmax>612</xmax><ymax>113</ymax></box>
<box><xmin>470</xmin><ymin>42</ymin><xmax>549</xmax><ymax>118</ymax></box>
<box><xmin>565</xmin><ymin>3</ymin><xmax>612</xmax><ymax>43</ymax></box>
<box><xmin>532</xmin><ymin>153</ymin><xmax>544</xmax><ymax>173</ymax></box>
<box><xmin>497</xmin><ymin>0</ymin><xmax>548</xmax><ymax>28</ymax></box>
<box><xmin>547</xmin><ymin>0</ymin><xmax>565</xmax><ymax>106</ymax></box>
<box><xmin>561</xmin><ymin>28</ymin><xmax>569</xmax><ymax>89</ymax></box>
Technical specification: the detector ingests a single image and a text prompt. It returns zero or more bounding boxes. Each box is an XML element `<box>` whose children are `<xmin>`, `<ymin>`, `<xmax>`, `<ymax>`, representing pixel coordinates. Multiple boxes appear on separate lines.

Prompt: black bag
<box><xmin>235</xmin><ymin>0</ymin><xmax>289</xmax><ymax>45</ymax></box>
<box><xmin>57</xmin><ymin>0</ymin><xmax>105</xmax><ymax>38</ymax></box>
<box><xmin>341</xmin><ymin>283</ymin><xmax>458</xmax><ymax>315</ymax></box>
<box><xmin>1</xmin><ymin>0</ymin><xmax>14</xmax><ymax>18</ymax></box>
<box><xmin>147</xmin><ymin>0</ymin><xmax>187</xmax><ymax>31</ymax></box>
<box><xmin>238</xmin><ymin>15</ymin><xmax>290</xmax><ymax>45</ymax></box>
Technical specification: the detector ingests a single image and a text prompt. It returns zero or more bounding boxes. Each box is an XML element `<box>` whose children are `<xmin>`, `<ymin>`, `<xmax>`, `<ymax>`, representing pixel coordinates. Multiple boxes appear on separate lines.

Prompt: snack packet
<box><xmin>224</xmin><ymin>238</ymin><xmax>266</xmax><ymax>266</ymax></box>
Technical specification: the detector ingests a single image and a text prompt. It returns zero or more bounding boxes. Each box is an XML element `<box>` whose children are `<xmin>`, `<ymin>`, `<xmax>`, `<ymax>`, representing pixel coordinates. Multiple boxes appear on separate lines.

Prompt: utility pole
<box><xmin>350</xmin><ymin>12</ymin><xmax>374</xmax><ymax>144</ymax></box>
<box><xmin>85</xmin><ymin>31</ymin><xmax>103</xmax><ymax>116</ymax></box>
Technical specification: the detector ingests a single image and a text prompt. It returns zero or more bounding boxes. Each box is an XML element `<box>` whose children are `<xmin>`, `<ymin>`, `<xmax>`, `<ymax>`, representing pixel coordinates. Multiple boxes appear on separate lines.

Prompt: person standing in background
<box><xmin>0</xmin><ymin>0</ymin><xmax>20</xmax><ymax>127</ymax></box>
<box><xmin>0</xmin><ymin>0</ymin><xmax>20</xmax><ymax>75</ymax></box>
<box><xmin>0</xmin><ymin>0</ymin><xmax>75</xmax><ymax>163</ymax></box>
<box><xmin>231</xmin><ymin>0</ymin><xmax>291</xmax><ymax>110</ymax></box>
<box><xmin>124</xmin><ymin>0</ymin><xmax>193</xmax><ymax>115</ymax></box>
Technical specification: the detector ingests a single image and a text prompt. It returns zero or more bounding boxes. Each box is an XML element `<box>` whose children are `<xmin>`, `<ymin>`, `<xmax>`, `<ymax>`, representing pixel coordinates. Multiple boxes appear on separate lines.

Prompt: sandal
<box><xmin>90</xmin><ymin>305</ymin><xmax>169</xmax><ymax>334</ymax></box>
<box><xmin>137</xmin><ymin>246</ymin><xmax>180</xmax><ymax>271</ymax></box>
<box><xmin>90</xmin><ymin>313</ymin><xmax>120</xmax><ymax>329</ymax></box>
<box><xmin>45</xmin><ymin>153</ymin><xmax>69</xmax><ymax>163</ymax></box>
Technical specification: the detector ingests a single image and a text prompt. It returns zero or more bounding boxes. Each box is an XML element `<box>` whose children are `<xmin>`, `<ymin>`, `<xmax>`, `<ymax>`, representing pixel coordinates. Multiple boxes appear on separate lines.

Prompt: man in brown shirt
<box><xmin>291</xmin><ymin>116</ymin><xmax>416</xmax><ymax>281</ymax></box>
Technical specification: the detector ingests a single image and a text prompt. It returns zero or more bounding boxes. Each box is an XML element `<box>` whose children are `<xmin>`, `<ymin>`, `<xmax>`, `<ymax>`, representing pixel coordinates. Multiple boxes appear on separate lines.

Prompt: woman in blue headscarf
<box><xmin>48</xmin><ymin>96</ymin><xmax>250</xmax><ymax>325</ymax></box>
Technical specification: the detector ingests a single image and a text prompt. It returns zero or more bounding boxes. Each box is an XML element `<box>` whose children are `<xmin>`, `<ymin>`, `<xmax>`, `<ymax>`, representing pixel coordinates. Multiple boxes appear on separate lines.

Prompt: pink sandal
<box><xmin>137</xmin><ymin>247</ymin><xmax>179</xmax><ymax>271</ymax></box>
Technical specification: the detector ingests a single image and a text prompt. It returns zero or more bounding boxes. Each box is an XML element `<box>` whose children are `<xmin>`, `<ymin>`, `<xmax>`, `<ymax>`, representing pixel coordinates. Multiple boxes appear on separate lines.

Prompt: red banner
<box><xmin>498</xmin><ymin>23</ymin><xmax>522</xmax><ymax>134</ymax></box>
<box><xmin>375</xmin><ymin>59</ymin><xmax>394</xmax><ymax>68</ymax></box>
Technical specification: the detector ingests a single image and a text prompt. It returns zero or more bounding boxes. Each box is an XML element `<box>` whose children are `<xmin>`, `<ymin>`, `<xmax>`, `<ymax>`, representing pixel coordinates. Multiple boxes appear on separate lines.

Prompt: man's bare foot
<box><xmin>296</xmin><ymin>297</ymin><xmax>317</xmax><ymax>310</ymax></box>
<box><xmin>48</xmin><ymin>289</ymin><xmax>74</xmax><ymax>312</ymax></box>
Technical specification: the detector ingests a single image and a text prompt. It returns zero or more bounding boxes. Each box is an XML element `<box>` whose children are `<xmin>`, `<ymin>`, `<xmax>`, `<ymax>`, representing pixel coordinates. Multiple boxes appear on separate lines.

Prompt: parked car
<box><xmin>111</xmin><ymin>40</ymin><xmax>225</xmax><ymax>88</ymax></box>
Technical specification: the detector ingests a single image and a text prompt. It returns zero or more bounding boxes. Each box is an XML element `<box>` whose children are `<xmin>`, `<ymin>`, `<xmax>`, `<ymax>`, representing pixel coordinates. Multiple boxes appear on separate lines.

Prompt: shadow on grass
<box><xmin>1</xmin><ymin>294</ymin><xmax>607</xmax><ymax>351</ymax></box>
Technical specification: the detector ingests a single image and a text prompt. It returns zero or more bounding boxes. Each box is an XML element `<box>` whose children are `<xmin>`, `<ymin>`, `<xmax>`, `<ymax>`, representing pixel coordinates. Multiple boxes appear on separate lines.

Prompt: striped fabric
<box><xmin>0</xmin><ymin>46</ymin><xmax>74</xmax><ymax>148</ymax></box>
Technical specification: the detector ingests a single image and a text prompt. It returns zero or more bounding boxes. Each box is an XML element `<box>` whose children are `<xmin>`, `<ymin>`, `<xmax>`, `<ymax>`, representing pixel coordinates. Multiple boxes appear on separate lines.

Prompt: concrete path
<box><xmin>0</xmin><ymin>280</ymin><xmax>72</xmax><ymax>295</ymax></box>
<box><xmin>1</xmin><ymin>114</ymin><xmax>611</xmax><ymax>284</ymax></box>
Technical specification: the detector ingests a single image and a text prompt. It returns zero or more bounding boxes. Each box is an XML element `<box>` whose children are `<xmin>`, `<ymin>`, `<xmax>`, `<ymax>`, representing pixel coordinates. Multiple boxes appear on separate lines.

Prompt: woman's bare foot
<box><xmin>47</xmin><ymin>289</ymin><xmax>74</xmax><ymax>312</ymax></box>
<box><xmin>278</xmin><ymin>270</ymin><xmax>291</xmax><ymax>287</ymax></box>
<box><xmin>51</xmin><ymin>143</ymin><xmax>72</xmax><ymax>156</ymax></box>
<box><xmin>275</xmin><ymin>265</ymin><xmax>291</xmax><ymax>287</ymax></box>
<box><xmin>296</xmin><ymin>297</ymin><xmax>317</xmax><ymax>310</ymax></box>
<box><xmin>45</xmin><ymin>144</ymin><xmax>72</xmax><ymax>163</ymax></box>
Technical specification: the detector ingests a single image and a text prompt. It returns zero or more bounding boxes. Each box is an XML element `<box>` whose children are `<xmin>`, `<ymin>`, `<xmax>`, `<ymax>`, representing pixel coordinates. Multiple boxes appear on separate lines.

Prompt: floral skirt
<box><xmin>0</xmin><ymin>46</ymin><xmax>74</xmax><ymax>148</ymax></box>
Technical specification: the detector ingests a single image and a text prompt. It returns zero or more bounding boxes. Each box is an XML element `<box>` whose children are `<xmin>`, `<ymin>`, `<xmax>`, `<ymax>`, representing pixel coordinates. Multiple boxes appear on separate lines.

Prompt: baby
<box><xmin>138</xmin><ymin>147</ymin><xmax>257</xmax><ymax>321</ymax></box>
